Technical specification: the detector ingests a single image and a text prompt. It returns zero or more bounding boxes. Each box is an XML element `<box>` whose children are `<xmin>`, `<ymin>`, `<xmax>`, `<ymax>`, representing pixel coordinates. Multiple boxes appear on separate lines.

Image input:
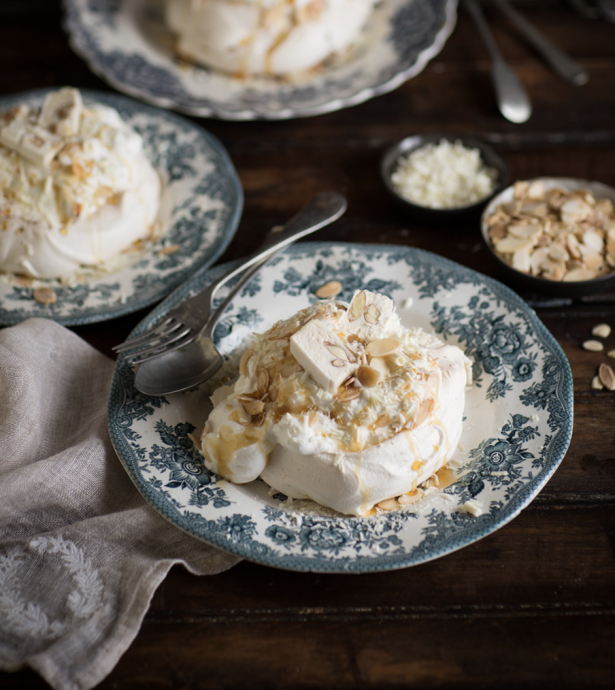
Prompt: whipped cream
<box><xmin>0</xmin><ymin>88</ymin><xmax>160</xmax><ymax>279</ymax></box>
<box><xmin>166</xmin><ymin>0</ymin><xmax>376</xmax><ymax>76</ymax></box>
<box><xmin>200</xmin><ymin>290</ymin><xmax>472</xmax><ymax>516</ymax></box>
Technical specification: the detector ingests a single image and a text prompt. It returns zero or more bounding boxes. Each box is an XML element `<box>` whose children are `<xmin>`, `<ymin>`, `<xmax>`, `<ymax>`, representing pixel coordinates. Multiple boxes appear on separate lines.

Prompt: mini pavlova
<box><xmin>165</xmin><ymin>0</ymin><xmax>376</xmax><ymax>77</ymax></box>
<box><xmin>199</xmin><ymin>290</ymin><xmax>473</xmax><ymax>517</ymax></box>
<box><xmin>0</xmin><ymin>87</ymin><xmax>161</xmax><ymax>279</ymax></box>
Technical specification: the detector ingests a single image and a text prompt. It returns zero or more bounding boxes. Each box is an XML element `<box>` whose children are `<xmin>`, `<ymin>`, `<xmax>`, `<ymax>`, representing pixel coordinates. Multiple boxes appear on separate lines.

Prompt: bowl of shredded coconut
<box><xmin>381</xmin><ymin>134</ymin><xmax>508</xmax><ymax>223</ymax></box>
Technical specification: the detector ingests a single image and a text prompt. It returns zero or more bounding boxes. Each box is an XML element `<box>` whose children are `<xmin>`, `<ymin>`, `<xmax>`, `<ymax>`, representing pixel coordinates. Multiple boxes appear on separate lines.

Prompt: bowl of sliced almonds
<box><xmin>481</xmin><ymin>177</ymin><xmax>615</xmax><ymax>296</ymax></box>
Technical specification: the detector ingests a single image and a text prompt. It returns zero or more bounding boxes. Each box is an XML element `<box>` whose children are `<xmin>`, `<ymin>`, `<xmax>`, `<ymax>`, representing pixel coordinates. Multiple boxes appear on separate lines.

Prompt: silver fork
<box><xmin>113</xmin><ymin>191</ymin><xmax>347</xmax><ymax>364</ymax></box>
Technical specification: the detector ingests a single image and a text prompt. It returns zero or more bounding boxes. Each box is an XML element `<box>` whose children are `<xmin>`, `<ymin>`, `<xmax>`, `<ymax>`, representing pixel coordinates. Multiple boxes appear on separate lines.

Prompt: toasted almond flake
<box><xmin>364</xmin><ymin>303</ymin><xmax>381</xmax><ymax>325</ymax></box>
<box><xmin>398</xmin><ymin>489</ymin><xmax>424</xmax><ymax>505</ymax></box>
<box><xmin>14</xmin><ymin>276</ymin><xmax>33</xmax><ymax>287</ymax></box>
<box><xmin>583</xmin><ymin>339</ymin><xmax>604</xmax><ymax>351</ymax></box>
<box><xmin>591</xmin><ymin>375</ymin><xmax>604</xmax><ymax>390</ymax></box>
<box><xmin>336</xmin><ymin>386</ymin><xmax>361</xmax><ymax>402</ymax></box>
<box><xmin>365</xmin><ymin>338</ymin><xmax>402</xmax><ymax>357</ymax></box>
<box><xmin>280</xmin><ymin>361</ymin><xmax>301</xmax><ymax>378</ymax></box>
<box><xmin>229</xmin><ymin>410</ymin><xmax>250</xmax><ymax>426</ymax></box>
<box><xmin>33</xmin><ymin>287</ymin><xmax>57</xmax><ymax>304</ymax></box>
<box><xmin>347</xmin><ymin>333</ymin><xmax>365</xmax><ymax>346</ymax></box>
<box><xmin>374</xmin><ymin>413</ymin><xmax>393</xmax><ymax>428</ymax></box>
<box><xmin>411</xmin><ymin>397</ymin><xmax>435</xmax><ymax>429</ymax></box>
<box><xmin>239</xmin><ymin>348</ymin><xmax>255</xmax><ymax>377</ymax></box>
<box><xmin>315</xmin><ymin>280</ymin><xmax>342</xmax><ymax>298</ymax></box>
<box><xmin>243</xmin><ymin>399</ymin><xmax>264</xmax><ymax>416</ymax></box>
<box><xmin>251</xmin><ymin>412</ymin><xmax>265</xmax><ymax>427</ymax></box>
<box><xmin>377</xmin><ymin>498</ymin><xmax>399</xmax><ymax>511</ymax></box>
<box><xmin>607</xmin><ymin>349</ymin><xmax>615</xmax><ymax>359</ymax></box>
<box><xmin>348</xmin><ymin>290</ymin><xmax>366</xmax><ymax>321</ymax></box>
<box><xmin>356</xmin><ymin>364</ymin><xmax>383</xmax><ymax>388</ymax></box>
<box><xmin>592</xmin><ymin>323</ymin><xmax>611</xmax><ymax>338</ymax></box>
<box><xmin>308</xmin><ymin>411</ymin><xmax>318</xmax><ymax>426</ymax></box>
<box><xmin>158</xmin><ymin>243</ymin><xmax>181</xmax><ymax>256</ymax></box>
<box><xmin>331</xmin><ymin>359</ymin><xmax>347</xmax><ymax>368</ymax></box>
<box><xmin>599</xmin><ymin>363</ymin><xmax>615</xmax><ymax>390</ymax></box>
<box><xmin>257</xmin><ymin>368</ymin><xmax>269</xmax><ymax>394</ymax></box>
<box><xmin>324</xmin><ymin>342</ymin><xmax>347</xmax><ymax>360</ymax></box>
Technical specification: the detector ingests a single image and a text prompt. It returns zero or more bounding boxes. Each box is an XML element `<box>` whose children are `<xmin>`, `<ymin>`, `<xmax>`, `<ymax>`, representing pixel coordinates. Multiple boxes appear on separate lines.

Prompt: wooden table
<box><xmin>3</xmin><ymin>0</ymin><xmax>615</xmax><ymax>687</ymax></box>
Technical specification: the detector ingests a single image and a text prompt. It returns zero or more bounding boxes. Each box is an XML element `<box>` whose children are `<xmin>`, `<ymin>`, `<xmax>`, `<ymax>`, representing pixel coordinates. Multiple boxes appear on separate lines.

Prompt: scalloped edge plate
<box><xmin>0</xmin><ymin>88</ymin><xmax>242</xmax><ymax>326</ymax></box>
<box><xmin>108</xmin><ymin>242</ymin><xmax>573</xmax><ymax>573</ymax></box>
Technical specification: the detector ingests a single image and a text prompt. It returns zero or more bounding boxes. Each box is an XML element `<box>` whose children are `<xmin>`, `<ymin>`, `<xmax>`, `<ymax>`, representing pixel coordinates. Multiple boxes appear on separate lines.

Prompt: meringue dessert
<box><xmin>0</xmin><ymin>87</ymin><xmax>161</xmax><ymax>279</ymax></box>
<box><xmin>165</xmin><ymin>0</ymin><xmax>376</xmax><ymax>77</ymax></box>
<box><xmin>200</xmin><ymin>290</ymin><xmax>472</xmax><ymax>517</ymax></box>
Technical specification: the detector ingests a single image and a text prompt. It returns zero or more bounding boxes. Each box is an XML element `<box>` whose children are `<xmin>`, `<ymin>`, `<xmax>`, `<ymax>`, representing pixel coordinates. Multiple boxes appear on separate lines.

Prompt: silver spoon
<box><xmin>465</xmin><ymin>0</ymin><xmax>532</xmax><ymax>123</ymax></box>
<box><xmin>133</xmin><ymin>191</ymin><xmax>347</xmax><ymax>397</ymax></box>
<box><xmin>493</xmin><ymin>0</ymin><xmax>588</xmax><ymax>86</ymax></box>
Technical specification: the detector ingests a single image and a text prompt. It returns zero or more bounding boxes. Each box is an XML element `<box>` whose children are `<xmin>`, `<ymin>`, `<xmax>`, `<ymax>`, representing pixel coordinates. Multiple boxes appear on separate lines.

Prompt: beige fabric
<box><xmin>0</xmin><ymin>318</ymin><xmax>240</xmax><ymax>690</ymax></box>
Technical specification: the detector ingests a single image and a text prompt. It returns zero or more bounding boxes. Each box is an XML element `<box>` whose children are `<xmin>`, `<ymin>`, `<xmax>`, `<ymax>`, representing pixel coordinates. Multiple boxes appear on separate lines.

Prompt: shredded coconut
<box><xmin>391</xmin><ymin>139</ymin><xmax>498</xmax><ymax>209</ymax></box>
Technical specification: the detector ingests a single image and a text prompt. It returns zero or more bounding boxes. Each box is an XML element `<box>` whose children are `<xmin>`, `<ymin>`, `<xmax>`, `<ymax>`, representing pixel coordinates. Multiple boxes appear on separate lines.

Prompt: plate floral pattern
<box><xmin>63</xmin><ymin>0</ymin><xmax>457</xmax><ymax>120</ymax></box>
<box><xmin>0</xmin><ymin>89</ymin><xmax>242</xmax><ymax>326</ymax></box>
<box><xmin>108</xmin><ymin>242</ymin><xmax>573</xmax><ymax>573</ymax></box>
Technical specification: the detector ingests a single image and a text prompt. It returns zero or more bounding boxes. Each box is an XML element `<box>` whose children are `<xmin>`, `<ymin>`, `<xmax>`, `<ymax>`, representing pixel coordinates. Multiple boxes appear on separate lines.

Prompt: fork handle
<box><xmin>168</xmin><ymin>190</ymin><xmax>348</xmax><ymax>329</ymax></box>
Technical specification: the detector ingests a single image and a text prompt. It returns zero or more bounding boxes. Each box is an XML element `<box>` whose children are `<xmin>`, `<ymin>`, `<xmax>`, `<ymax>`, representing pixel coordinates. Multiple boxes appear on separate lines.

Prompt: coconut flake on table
<box><xmin>391</xmin><ymin>139</ymin><xmax>498</xmax><ymax>209</ymax></box>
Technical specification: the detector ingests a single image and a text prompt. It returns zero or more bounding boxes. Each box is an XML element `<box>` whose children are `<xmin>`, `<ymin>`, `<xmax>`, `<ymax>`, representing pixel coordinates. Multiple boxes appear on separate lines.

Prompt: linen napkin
<box><xmin>0</xmin><ymin>318</ymin><xmax>240</xmax><ymax>690</ymax></box>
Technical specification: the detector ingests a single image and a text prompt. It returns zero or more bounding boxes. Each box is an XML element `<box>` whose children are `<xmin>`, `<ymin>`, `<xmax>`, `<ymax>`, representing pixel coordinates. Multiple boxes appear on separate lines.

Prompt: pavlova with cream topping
<box><xmin>0</xmin><ymin>87</ymin><xmax>160</xmax><ymax>279</ymax></box>
<box><xmin>200</xmin><ymin>290</ymin><xmax>472</xmax><ymax>517</ymax></box>
<box><xmin>165</xmin><ymin>0</ymin><xmax>376</xmax><ymax>77</ymax></box>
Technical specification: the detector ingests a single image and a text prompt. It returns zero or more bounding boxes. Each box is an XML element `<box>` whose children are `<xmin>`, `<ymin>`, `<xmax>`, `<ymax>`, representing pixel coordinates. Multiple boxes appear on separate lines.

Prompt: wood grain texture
<box><xmin>2</xmin><ymin>0</ymin><xmax>615</xmax><ymax>687</ymax></box>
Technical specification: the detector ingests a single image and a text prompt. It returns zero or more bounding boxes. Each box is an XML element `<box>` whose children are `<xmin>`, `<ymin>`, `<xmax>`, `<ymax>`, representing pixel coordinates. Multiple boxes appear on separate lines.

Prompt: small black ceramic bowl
<box><xmin>481</xmin><ymin>177</ymin><xmax>615</xmax><ymax>298</ymax></box>
<box><xmin>380</xmin><ymin>133</ymin><xmax>509</xmax><ymax>224</ymax></box>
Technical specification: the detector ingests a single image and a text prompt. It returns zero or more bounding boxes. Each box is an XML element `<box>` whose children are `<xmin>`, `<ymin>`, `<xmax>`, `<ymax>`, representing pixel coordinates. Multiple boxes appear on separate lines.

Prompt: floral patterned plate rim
<box><xmin>63</xmin><ymin>0</ymin><xmax>457</xmax><ymax>120</ymax></box>
<box><xmin>0</xmin><ymin>88</ymin><xmax>242</xmax><ymax>326</ymax></box>
<box><xmin>108</xmin><ymin>242</ymin><xmax>573</xmax><ymax>573</ymax></box>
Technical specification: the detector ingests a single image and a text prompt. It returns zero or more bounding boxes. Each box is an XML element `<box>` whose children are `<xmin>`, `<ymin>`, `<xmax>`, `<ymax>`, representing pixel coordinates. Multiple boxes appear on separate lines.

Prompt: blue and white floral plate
<box><xmin>64</xmin><ymin>0</ymin><xmax>456</xmax><ymax>120</ymax></box>
<box><xmin>108</xmin><ymin>242</ymin><xmax>573</xmax><ymax>573</ymax></box>
<box><xmin>0</xmin><ymin>89</ymin><xmax>242</xmax><ymax>326</ymax></box>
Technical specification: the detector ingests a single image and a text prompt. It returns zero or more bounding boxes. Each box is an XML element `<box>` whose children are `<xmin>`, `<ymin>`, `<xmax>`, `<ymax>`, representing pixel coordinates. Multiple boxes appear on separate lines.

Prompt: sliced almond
<box><xmin>377</xmin><ymin>498</ymin><xmax>399</xmax><ymax>512</ymax></box>
<box><xmin>411</xmin><ymin>397</ymin><xmax>435</xmax><ymax>429</ymax></box>
<box><xmin>356</xmin><ymin>364</ymin><xmax>383</xmax><ymax>388</ymax></box>
<box><xmin>561</xmin><ymin>198</ymin><xmax>592</xmax><ymax>224</ymax></box>
<box><xmin>364</xmin><ymin>303</ymin><xmax>381</xmax><ymax>325</ymax></box>
<box><xmin>584</xmin><ymin>253</ymin><xmax>604</xmax><ymax>271</ymax></box>
<box><xmin>591</xmin><ymin>375</ymin><xmax>605</xmax><ymax>390</ymax></box>
<box><xmin>512</xmin><ymin>248</ymin><xmax>531</xmax><ymax>272</ymax></box>
<box><xmin>583</xmin><ymin>339</ymin><xmax>604</xmax><ymax>352</ymax></box>
<box><xmin>599</xmin><ymin>363</ymin><xmax>615</xmax><ymax>390</ymax></box>
<box><xmin>398</xmin><ymin>489</ymin><xmax>424</xmax><ymax>505</ymax></box>
<box><xmin>336</xmin><ymin>386</ymin><xmax>361</xmax><ymax>402</ymax></box>
<box><xmin>257</xmin><ymin>368</ymin><xmax>269</xmax><ymax>395</ymax></box>
<box><xmin>239</xmin><ymin>348</ymin><xmax>255</xmax><ymax>377</ymax></box>
<box><xmin>229</xmin><ymin>409</ymin><xmax>250</xmax><ymax>426</ymax></box>
<box><xmin>373</xmin><ymin>413</ymin><xmax>393</xmax><ymax>428</ymax></box>
<box><xmin>592</xmin><ymin>323</ymin><xmax>611</xmax><ymax>338</ymax></box>
<box><xmin>566</xmin><ymin>233</ymin><xmax>582</xmax><ymax>259</ymax></box>
<box><xmin>251</xmin><ymin>412</ymin><xmax>265</xmax><ymax>427</ymax></box>
<box><xmin>33</xmin><ymin>286</ymin><xmax>57</xmax><ymax>304</ymax></box>
<box><xmin>315</xmin><ymin>280</ymin><xmax>342</xmax><ymax>298</ymax></box>
<box><xmin>530</xmin><ymin>247</ymin><xmax>550</xmax><ymax>275</ymax></box>
<box><xmin>527</xmin><ymin>180</ymin><xmax>545</xmax><ymax>198</ymax></box>
<box><xmin>582</xmin><ymin>230</ymin><xmax>604</xmax><ymax>254</ymax></box>
<box><xmin>331</xmin><ymin>359</ymin><xmax>348</xmax><ymax>368</ymax></box>
<box><xmin>548</xmin><ymin>243</ymin><xmax>569</xmax><ymax>263</ymax></box>
<box><xmin>494</xmin><ymin>236</ymin><xmax>536</xmax><ymax>253</ymax></box>
<box><xmin>243</xmin><ymin>399</ymin><xmax>264</xmax><ymax>416</ymax></box>
<box><xmin>563</xmin><ymin>268</ymin><xmax>597</xmax><ymax>282</ymax></box>
<box><xmin>508</xmin><ymin>224</ymin><xmax>542</xmax><ymax>240</ymax></box>
<box><xmin>365</xmin><ymin>337</ymin><xmax>402</xmax><ymax>358</ymax></box>
<box><xmin>347</xmin><ymin>290</ymin><xmax>366</xmax><ymax>321</ymax></box>
<box><xmin>324</xmin><ymin>342</ymin><xmax>347</xmax><ymax>360</ymax></box>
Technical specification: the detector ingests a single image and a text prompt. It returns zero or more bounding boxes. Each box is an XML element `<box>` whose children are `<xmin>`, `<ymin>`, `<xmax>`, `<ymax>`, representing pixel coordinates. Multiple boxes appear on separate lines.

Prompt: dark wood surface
<box><xmin>3</xmin><ymin>0</ymin><xmax>615</xmax><ymax>687</ymax></box>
